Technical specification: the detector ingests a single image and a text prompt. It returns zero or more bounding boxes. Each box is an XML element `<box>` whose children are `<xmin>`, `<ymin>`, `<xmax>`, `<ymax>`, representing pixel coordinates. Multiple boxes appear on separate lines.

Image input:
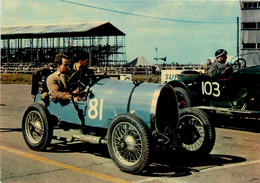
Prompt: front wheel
<box><xmin>174</xmin><ymin>87</ymin><xmax>191</xmax><ymax>109</ymax></box>
<box><xmin>107</xmin><ymin>113</ymin><xmax>150</xmax><ymax>174</ymax></box>
<box><xmin>22</xmin><ymin>103</ymin><xmax>53</xmax><ymax>151</ymax></box>
<box><xmin>177</xmin><ymin>107</ymin><xmax>215</xmax><ymax>157</ymax></box>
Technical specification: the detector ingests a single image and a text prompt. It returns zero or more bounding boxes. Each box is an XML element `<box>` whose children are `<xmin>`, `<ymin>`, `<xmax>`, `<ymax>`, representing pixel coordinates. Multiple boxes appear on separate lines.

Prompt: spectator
<box><xmin>204</xmin><ymin>58</ymin><xmax>212</xmax><ymax>73</ymax></box>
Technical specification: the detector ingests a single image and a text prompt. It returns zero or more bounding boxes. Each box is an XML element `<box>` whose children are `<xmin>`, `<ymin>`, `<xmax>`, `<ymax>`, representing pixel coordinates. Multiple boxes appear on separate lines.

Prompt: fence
<box><xmin>1</xmin><ymin>62</ymin><xmax>204</xmax><ymax>75</ymax></box>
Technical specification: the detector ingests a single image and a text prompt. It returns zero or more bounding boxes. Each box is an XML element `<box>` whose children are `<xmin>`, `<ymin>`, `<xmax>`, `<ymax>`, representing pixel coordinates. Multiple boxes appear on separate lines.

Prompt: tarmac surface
<box><xmin>1</xmin><ymin>84</ymin><xmax>260</xmax><ymax>183</ymax></box>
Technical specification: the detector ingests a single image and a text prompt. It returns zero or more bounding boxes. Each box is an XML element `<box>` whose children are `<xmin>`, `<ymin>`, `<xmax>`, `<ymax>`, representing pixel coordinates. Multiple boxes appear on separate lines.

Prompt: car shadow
<box><xmin>45</xmin><ymin>141</ymin><xmax>246</xmax><ymax>177</ymax></box>
<box><xmin>0</xmin><ymin>128</ymin><xmax>22</xmax><ymax>132</ymax></box>
<box><xmin>141</xmin><ymin>152</ymin><xmax>247</xmax><ymax>177</ymax></box>
<box><xmin>47</xmin><ymin>141</ymin><xmax>111</xmax><ymax>158</ymax></box>
<box><xmin>212</xmin><ymin>114</ymin><xmax>260</xmax><ymax>133</ymax></box>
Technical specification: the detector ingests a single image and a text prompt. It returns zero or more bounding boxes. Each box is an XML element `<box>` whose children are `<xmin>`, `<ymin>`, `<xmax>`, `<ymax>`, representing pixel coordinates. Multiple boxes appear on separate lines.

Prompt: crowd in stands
<box><xmin>1</xmin><ymin>62</ymin><xmax>204</xmax><ymax>75</ymax></box>
<box><xmin>1</xmin><ymin>62</ymin><xmax>50</xmax><ymax>74</ymax></box>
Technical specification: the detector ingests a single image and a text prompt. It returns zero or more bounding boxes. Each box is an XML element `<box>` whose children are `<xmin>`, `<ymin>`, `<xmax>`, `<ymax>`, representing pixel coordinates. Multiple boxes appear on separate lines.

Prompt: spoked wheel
<box><xmin>174</xmin><ymin>87</ymin><xmax>191</xmax><ymax>109</ymax></box>
<box><xmin>177</xmin><ymin>107</ymin><xmax>215</xmax><ymax>157</ymax></box>
<box><xmin>22</xmin><ymin>103</ymin><xmax>53</xmax><ymax>151</ymax></box>
<box><xmin>107</xmin><ymin>113</ymin><xmax>150</xmax><ymax>174</ymax></box>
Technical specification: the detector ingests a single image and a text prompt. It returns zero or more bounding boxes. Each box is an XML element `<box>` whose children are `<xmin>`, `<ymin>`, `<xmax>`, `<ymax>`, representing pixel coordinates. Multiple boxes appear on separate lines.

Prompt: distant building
<box><xmin>1</xmin><ymin>22</ymin><xmax>126</xmax><ymax>66</ymax></box>
<box><xmin>240</xmin><ymin>1</ymin><xmax>260</xmax><ymax>66</ymax></box>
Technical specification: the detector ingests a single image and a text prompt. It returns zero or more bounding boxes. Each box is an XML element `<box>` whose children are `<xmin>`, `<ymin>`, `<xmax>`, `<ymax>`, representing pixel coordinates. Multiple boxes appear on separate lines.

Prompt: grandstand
<box><xmin>1</xmin><ymin>22</ymin><xmax>127</xmax><ymax>67</ymax></box>
<box><xmin>1</xmin><ymin>22</ymin><xmax>205</xmax><ymax>75</ymax></box>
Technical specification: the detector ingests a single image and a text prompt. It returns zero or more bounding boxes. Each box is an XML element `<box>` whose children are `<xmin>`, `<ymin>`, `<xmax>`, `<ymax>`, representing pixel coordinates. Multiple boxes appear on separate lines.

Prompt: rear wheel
<box><xmin>174</xmin><ymin>87</ymin><xmax>191</xmax><ymax>109</ymax></box>
<box><xmin>107</xmin><ymin>113</ymin><xmax>150</xmax><ymax>174</ymax></box>
<box><xmin>22</xmin><ymin>103</ymin><xmax>53</xmax><ymax>151</ymax></box>
<box><xmin>177</xmin><ymin>107</ymin><xmax>215</xmax><ymax>157</ymax></box>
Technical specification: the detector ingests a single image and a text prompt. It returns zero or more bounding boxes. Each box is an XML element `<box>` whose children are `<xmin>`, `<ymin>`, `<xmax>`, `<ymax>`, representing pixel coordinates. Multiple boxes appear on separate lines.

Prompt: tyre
<box><xmin>177</xmin><ymin>107</ymin><xmax>215</xmax><ymax>157</ymax></box>
<box><xmin>22</xmin><ymin>103</ymin><xmax>53</xmax><ymax>151</ymax></box>
<box><xmin>107</xmin><ymin>113</ymin><xmax>150</xmax><ymax>174</ymax></box>
<box><xmin>174</xmin><ymin>87</ymin><xmax>191</xmax><ymax>109</ymax></box>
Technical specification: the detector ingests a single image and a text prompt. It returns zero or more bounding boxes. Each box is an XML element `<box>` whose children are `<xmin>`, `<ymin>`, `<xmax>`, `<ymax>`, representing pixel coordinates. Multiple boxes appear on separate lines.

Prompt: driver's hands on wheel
<box><xmin>68</xmin><ymin>70</ymin><xmax>89</xmax><ymax>95</ymax></box>
<box><xmin>73</xmin><ymin>96</ymin><xmax>81</xmax><ymax>102</ymax></box>
<box><xmin>62</xmin><ymin>92</ymin><xmax>81</xmax><ymax>101</ymax></box>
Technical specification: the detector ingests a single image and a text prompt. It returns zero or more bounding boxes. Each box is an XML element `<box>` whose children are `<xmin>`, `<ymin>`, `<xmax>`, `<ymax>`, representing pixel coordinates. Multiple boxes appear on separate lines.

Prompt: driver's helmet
<box><xmin>215</xmin><ymin>49</ymin><xmax>228</xmax><ymax>58</ymax></box>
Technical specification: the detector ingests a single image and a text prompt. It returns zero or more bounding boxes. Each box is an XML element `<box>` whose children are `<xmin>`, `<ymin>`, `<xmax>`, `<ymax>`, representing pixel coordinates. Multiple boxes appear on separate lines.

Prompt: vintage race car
<box><xmin>22</xmin><ymin>69</ymin><xmax>215</xmax><ymax>174</ymax></box>
<box><xmin>169</xmin><ymin>58</ymin><xmax>260</xmax><ymax>118</ymax></box>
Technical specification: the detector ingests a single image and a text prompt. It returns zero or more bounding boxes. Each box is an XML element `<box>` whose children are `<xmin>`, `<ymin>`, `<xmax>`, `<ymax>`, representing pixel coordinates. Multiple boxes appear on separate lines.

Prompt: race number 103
<box><xmin>201</xmin><ymin>81</ymin><xmax>221</xmax><ymax>97</ymax></box>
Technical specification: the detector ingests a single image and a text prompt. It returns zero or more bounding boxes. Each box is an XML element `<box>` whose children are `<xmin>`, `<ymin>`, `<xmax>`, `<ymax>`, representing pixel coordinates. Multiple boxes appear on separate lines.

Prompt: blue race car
<box><xmin>22</xmin><ymin>69</ymin><xmax>215</xmax><ymax>174</ymax></box>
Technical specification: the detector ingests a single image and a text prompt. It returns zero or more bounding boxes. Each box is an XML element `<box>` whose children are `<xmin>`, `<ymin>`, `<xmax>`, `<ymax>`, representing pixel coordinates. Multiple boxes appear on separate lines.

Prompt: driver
<box><xmin>71</xmin><ymin>52</ymin><xmax>94</xmax><ymax>90</ymax></box>
<box><xmin>208</xmin><ymin>49</ymin><xmax>233</xmax><ymax>78</ymax></box>
<box><xmin>47</xmin><ymin>54</ymin><xmax>78</xmax><ymax>101</ymax></box>
<box><xmin>71</xmin><ymin>52</ymin><xmax>94</xmax><ymax>74</ymax></box>
<box><xmin>72</xmin><ymin>52</ymin><xmax>90</xmax><ymax>71</ymax></box>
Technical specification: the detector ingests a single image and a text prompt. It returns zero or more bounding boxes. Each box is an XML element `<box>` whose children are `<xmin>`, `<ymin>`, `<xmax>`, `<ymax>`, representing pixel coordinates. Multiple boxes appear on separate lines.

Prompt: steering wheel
<box><xmin>232</xmin><ymin>58</ymin><xmax>246</xmax><ymax>72</ymax></box>
<box><xmin>68</xmin><ymin>70</ymin><xmax>87</xmax><ymax>96</ymax></box>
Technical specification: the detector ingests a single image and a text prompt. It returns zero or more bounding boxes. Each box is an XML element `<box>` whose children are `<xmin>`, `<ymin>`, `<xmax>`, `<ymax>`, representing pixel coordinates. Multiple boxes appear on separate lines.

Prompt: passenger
<box><xmin>208</xmin><ymin>49</ymin><xmax>232</xmax><ymax>78</ymax></box>
<box><xmin>204</xmin><ymin>58</ymin><xmax>212</xmax><ymax>74</ymax></box>
<box><xmin>47</xmin><ymin>53</ymin><xmax>78</xmax><ymax>101</ymax></box>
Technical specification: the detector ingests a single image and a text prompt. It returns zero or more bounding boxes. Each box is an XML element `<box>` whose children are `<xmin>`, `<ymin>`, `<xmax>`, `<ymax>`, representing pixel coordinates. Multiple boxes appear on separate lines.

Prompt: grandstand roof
<box><xmin>1</xmin><ymin>22</ymin><xmax>125</xmax><ymax>39</ymax></box>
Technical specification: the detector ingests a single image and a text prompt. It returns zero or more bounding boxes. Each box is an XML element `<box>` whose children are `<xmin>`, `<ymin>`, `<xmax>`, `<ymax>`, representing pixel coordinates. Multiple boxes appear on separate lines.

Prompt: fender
<box><xmin>167</xmin><ymin>80</ymin><xmax>193</xmax><ymax>102</ymax></box>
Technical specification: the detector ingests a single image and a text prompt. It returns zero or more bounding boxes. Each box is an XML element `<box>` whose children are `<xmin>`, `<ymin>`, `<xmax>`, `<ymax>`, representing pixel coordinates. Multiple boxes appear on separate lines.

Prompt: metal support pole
<box><xmin>237</xmin><ymin>17</ymin><xmax>240</xmax><ymax>59</ymax></box>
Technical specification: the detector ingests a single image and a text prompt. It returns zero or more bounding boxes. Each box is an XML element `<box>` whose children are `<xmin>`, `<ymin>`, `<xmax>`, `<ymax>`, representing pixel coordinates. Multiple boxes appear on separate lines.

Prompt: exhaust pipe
<box><xmin>72</xmin><ymin>134</ymin><xmax>107</xmax><ymax>144</ymax></box>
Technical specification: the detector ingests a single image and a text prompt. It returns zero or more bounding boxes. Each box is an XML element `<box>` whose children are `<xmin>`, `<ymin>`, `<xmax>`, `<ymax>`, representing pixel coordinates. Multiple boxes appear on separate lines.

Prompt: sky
<box><xmin>1</xmin><ymin>0</ymin><xmax>241</xmax><ymax>65</ymax></box>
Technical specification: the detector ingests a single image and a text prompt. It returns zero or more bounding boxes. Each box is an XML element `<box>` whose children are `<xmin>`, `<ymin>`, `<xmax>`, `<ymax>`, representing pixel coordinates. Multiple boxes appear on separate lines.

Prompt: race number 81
<box><xmin>201</xmin><ymin>81</ymin><xmax>220</xmax><ymax>97</ymax></box>
<box><xmin>88</xmin><ymin>98</ymin><xmax>104</xmax><ymax>120</ymax></box>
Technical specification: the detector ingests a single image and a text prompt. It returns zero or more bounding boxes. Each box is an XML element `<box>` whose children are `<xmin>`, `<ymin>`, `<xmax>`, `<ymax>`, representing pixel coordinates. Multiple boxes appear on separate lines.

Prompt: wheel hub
<box><xmin>33</xmin><ymin>121</ymin><xmax>42</xmax><ymax>133</ymax></box>
<box><xmin>179</xmin><ymin>100</ymin><xmax>187</xmax><ymax>108</ymax></box>
<box><xmin>124</xmin><ymin>135</ymin><xmax>136</xmax><ymax>151</ymax></box>
<box><xmin>181</xmin><ymin>124</ymin><xmax>200</xmax><ymax>144</ymax></box>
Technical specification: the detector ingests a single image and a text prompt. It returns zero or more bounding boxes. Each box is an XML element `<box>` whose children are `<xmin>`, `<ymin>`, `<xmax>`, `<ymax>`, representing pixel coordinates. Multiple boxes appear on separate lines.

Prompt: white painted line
<box><xmin>133</xmin><ymin>160</ymin><xmax>260</xmax><ymax>183</ymax></box>
<box><xmin>133</xmin><ymin>177</ymin><xmax>189</xmax><ymax>183</ymax></box>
